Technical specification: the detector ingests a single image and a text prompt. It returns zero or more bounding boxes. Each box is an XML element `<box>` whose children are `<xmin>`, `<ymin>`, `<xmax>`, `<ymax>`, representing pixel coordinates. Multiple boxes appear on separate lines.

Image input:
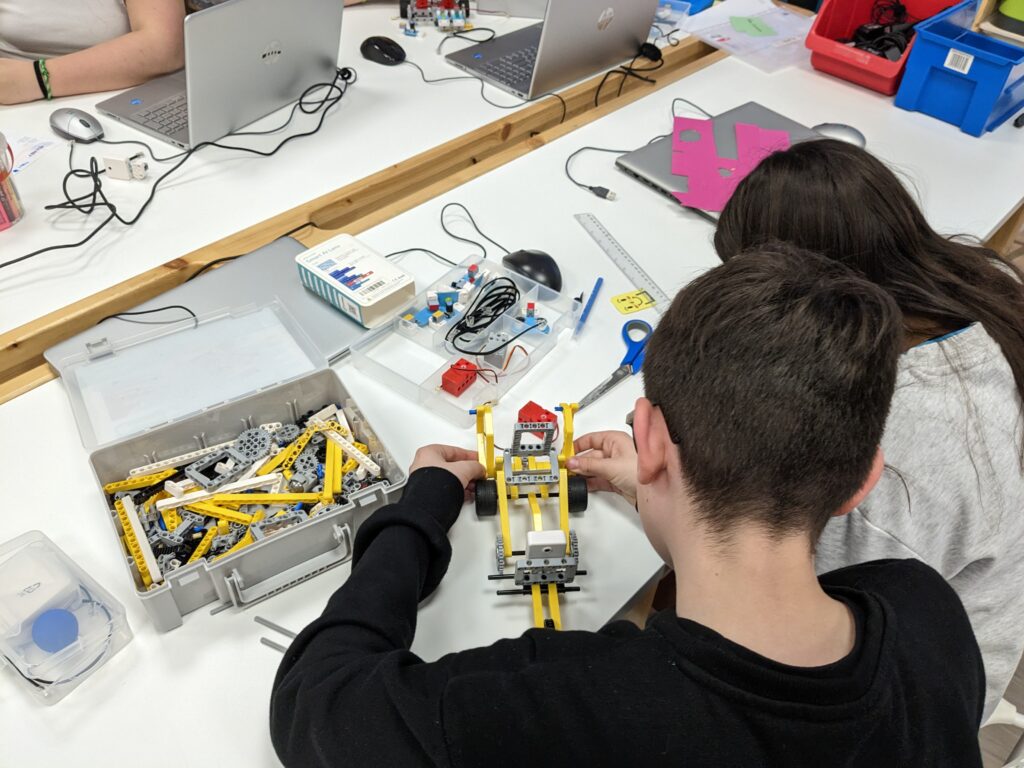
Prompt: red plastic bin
<box><xmin>806</xmin><ymin>0</ymin><xmax>957</xmax><ymax>95</ymax></box>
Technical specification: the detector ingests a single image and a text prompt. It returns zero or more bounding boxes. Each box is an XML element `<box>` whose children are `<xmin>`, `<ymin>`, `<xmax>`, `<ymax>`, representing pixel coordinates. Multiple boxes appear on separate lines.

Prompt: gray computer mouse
<box><xmin>812</xmin><ymin>122</ymin><xmax>867</xmax><ymax>149</ymax></box>
<box><xmin>49</xmin><ymin>108</ymin><xmax>105</xmax><ymax>143</ymax></box>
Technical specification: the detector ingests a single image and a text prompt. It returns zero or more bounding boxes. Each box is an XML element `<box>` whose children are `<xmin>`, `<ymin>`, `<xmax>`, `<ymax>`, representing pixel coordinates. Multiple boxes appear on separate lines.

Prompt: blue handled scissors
<box><xmin>577</xmin><ymin>319</ymin><xmax>653</xmax><ymax>411</ymax></box>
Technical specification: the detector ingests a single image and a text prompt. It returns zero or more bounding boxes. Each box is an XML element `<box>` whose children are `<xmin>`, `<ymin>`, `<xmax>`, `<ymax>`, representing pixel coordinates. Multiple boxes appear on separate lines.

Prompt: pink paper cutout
<box><xmin>670</xmin><ymin>118</ymin><xmax>791</xmax><ymax>212</ymax></box>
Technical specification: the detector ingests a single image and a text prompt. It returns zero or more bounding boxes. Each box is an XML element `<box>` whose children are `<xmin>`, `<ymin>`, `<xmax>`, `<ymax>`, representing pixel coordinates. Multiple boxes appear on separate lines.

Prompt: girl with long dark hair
<box><xmin>714</xmin><ymin>138</ymin><xmax>1024</xmax><ymax>720</ymax></box>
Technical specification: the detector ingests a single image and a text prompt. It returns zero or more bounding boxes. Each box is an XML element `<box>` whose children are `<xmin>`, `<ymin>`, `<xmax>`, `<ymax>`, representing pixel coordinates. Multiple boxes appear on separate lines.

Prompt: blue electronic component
<box><xmin>32</xmin><ymin>608</ymin><xmax>79</xmax><ymax>653</ymax></box>
<box><xmin>413</xmin><ymin>307</ymin><xmax>433</xmax><ymax>327</ymax></box>
<box><xmin>436</xmin><ymin>291</ymin><xmax>459</xmax><ymax>310</ymax></box>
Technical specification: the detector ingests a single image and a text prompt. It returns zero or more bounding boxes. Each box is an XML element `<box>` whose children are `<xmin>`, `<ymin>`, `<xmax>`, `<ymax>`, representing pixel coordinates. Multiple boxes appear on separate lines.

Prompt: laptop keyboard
<box><xmin>133</xmin><ymin>93</ymin><xmax>188</xmax><ymax>136</ymax></box>
<box><xmin>479</xmin><ymin>45</ymin><xmax>537</xmax><ymax>88</ymax></box>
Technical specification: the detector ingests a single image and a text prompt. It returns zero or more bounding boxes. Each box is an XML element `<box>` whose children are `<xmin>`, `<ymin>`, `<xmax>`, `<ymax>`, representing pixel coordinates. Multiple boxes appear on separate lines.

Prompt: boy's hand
<box><xmin>409</xmin><ymin>445</ymin><xmax>486</xmax><ymax>491</ymax></box>
<box><xmin>567</xmin><ymin>431</ymin><xmax>638</xmax><ymax>506</ymax></box>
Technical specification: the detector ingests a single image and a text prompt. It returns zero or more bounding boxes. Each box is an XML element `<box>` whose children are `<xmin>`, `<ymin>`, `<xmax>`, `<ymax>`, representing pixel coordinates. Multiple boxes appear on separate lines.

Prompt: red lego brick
<box><xmin>517</xmin><ymin>401</ymin><xmax>557</xmax><ymax>437</ymax></box>
<box><xmin>442</xmin><ymin>358</ymin><xmax>477</xmax><ymax>397</ymax></box>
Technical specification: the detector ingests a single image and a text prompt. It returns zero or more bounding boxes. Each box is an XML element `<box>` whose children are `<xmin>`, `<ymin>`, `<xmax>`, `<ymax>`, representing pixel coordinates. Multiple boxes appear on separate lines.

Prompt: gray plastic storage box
<box><xmin>49</xmin><ymin>303</ymin><xmax>406</xmax><ymax>632</ymax></box>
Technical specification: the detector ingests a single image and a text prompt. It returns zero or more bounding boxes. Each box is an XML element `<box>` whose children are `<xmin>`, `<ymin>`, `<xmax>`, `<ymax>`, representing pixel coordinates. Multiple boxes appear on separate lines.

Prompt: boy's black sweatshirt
<box><xmin>270</xmin><ymin>468</ymin><xmax>985</xmax><ymax>767</ymax></box>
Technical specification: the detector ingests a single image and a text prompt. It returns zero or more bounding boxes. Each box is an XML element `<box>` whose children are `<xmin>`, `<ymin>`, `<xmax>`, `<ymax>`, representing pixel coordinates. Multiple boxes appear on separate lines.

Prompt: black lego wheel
<box><xmin>399</xmin><ymin>0</ymin><xmax>410</xmax><ymax>19</ymax></box>
<box><xmin>475</xmin><ymin>479</ymin><xmax>499</xmax><ymax>517</ymax></box>
<box><xmin>567</xmin><ymin>475</ymin><xmax>589</xmax><ymax>514</ymax></box>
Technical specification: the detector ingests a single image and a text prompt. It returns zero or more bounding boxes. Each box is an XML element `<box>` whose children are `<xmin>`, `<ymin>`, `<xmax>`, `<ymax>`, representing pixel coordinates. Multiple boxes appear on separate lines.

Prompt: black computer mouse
<box><xmin>503</xmin><ymin>249</ymin><xmax>562</xmax><ymax>293</ymax></box>
<box><xmin>360</xmin><ymin>36</ymin><xmax>407</xmax><ymax>66</ymax></box>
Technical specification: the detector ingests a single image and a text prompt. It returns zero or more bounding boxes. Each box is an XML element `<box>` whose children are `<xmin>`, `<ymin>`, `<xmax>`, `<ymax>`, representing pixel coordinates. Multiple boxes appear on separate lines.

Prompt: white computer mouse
<box><xmin>49</xmin><ymin>107</ymin><xmax>105</xmax><ymax>143</ymax></box>
<box><xmin>812</xmin><ymin>122</ymin><xmax>867</xmax><ymax>149</ymax></box>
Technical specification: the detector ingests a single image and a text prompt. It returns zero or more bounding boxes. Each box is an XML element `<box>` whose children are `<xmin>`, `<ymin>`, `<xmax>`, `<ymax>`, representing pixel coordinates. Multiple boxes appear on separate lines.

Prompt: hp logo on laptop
<box><xmin>597</xmin><ymin>7</ymin><xmax>615</xmax><ymax>31</ymax></box>
<box><xmin>261</xmin><ymin>41</ymin><xmax>283</xmax><ymax>64</ymax></box>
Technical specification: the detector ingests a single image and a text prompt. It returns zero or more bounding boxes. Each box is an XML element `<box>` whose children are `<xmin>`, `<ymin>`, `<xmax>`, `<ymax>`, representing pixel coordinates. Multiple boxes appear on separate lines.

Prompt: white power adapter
<box><xmin>103</xmin><ymin>152</ymin><xmax>149</xmax><ymax>181</ymax></box>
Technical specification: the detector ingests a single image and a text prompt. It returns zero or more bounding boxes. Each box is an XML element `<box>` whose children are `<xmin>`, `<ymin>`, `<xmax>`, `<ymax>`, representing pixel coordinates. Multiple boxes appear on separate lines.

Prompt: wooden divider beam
<box><xmin>0</xmin><ymin>39</ymin><xmax>713</xmax><ymax>396</ymax></box>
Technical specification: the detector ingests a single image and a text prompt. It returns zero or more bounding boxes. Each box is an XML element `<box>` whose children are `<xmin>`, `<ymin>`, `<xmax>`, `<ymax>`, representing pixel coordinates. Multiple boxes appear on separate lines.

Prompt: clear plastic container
<box><xmin>350</xmin><ymin>259</ymin><xmax>580</xmax><ymax>425</ymax></box>
<box><xmin>46</xmin><ymin>301</ymin><xmax>407</xmax><ymax>631</ymax></box>
<box><xmin>0</xmin><ymin>133</ymin><xmax>26</xmax><ymax>231</ymax></box>
<box><xmin>0</xmin><ymin>531</ymin><xmax>132</xmax><ymax>704</ymax></box>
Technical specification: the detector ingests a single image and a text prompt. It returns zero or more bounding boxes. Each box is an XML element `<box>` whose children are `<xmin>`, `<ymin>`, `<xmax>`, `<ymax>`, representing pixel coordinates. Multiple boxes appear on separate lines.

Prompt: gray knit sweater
<box><xmin>817</xmin><ymin>324</ymin><xmax>1024</xmax><ymax>720</ymax></box>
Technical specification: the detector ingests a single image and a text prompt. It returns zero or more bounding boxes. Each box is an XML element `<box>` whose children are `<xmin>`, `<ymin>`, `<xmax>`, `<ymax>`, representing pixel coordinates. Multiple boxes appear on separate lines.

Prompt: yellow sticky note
<box><xmin>612</xmin><ymin>290</ymin><xmax>656</xmax><ymax>315</ymax></box>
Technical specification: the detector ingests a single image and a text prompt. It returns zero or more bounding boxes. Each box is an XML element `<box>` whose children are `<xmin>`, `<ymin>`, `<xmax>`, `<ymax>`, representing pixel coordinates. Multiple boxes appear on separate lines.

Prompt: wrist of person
<box><xmin>0</xmin><ymin>60</ymin><xmax>45</xmax><ymax>105</ymax></box>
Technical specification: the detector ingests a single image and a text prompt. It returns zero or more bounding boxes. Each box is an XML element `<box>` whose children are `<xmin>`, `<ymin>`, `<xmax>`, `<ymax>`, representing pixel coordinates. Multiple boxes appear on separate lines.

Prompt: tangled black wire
<box><xmin>2</xmin><ymin>67</ymin><xmax>357</xmax><ymax>271</ymax></box>
<box><xmin>444</xmin><ymin>276</ymin><xmax>546</xmax><ymax>356</ymax></box>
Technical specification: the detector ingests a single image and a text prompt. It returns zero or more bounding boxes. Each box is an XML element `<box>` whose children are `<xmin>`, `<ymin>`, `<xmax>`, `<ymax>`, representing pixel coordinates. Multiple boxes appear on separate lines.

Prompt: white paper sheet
<box><xmin>685</xmin><ymin>0</ymin><xmax>813</xmax><ymax>73</ymax></box>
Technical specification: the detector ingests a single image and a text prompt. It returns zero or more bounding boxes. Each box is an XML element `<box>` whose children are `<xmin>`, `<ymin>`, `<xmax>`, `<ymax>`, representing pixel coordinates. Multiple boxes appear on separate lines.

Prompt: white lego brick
<box><xmin>525</xmin><ymin>529</ymin><xmax>568</xmax><ymax>560</ymax></box>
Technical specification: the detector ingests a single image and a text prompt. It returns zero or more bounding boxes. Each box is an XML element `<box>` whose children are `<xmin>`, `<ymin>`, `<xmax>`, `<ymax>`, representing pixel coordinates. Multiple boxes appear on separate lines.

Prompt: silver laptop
<box><xmin>615</xmin><ymin>102</ymin><xmax>822</xmax><ymax>210</ymax></box>
<box><xmin>446</xmin><ymin>0</ymin><xmax>660</xmax><ymax>100</ymax></box>
<box><xmin>96</xmin><ymin>0</ymin><xmax>344</xmax><ymax>149</ymax></box>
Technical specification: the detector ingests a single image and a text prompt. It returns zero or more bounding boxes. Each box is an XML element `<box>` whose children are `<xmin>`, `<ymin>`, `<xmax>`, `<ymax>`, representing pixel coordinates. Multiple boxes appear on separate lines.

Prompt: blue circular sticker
<box><xmin>32</xmin><ymin>608</ymin><xmax>79</xmax><ymax>653</ymax></box>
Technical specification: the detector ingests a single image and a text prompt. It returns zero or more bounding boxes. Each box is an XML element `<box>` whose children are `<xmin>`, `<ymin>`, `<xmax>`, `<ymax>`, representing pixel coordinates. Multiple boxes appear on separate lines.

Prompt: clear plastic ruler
<box><xmin>573</xmin><ymin>213</ymin><xmax>669</xmax><ymax>313</ymax></box>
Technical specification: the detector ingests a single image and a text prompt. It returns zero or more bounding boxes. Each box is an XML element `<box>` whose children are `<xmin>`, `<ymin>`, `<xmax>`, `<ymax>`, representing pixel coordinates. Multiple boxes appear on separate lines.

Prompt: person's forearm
<box><xmin>270</xmin><ymin>468</ymin><xmax>464</xmax><ymax>766</ymax></box>
<box><xmin>47</xmin><ymin>29</ymin><xmax>183</xmax><ymax>99</ymax></box>
<box><xmin>0</xmin><ymin>28</ymin><xmax>184</xmax><ymax>105</ymax></box>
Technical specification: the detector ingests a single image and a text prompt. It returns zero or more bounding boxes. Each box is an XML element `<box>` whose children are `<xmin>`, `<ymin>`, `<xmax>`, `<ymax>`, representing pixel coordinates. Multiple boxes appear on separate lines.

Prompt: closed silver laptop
<box><xmin>615</xmin><ymin>102</ymin><xmax>822</xmax><ymax>210</ymax></box>
<box><xmin>96</xmin><ymin>0</ymin><xmax>344</xmax><ymax>149</ymax></box>
<box><xmin>445</xmin><ymin>0</ymin><xmax>660</xmax><ymax>100</ymax></box>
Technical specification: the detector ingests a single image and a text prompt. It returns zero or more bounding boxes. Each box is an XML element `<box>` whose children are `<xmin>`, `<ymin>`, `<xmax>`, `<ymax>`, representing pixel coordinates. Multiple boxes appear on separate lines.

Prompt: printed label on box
<box><xmin>943</xmin><ymin>49</ymin><xmax>974</xmax><ymax>75</ymax></box>
<box><xmin>295</xmin><ymin>235</ymin><xmax>413</xmax><ymax>308</ymax></box>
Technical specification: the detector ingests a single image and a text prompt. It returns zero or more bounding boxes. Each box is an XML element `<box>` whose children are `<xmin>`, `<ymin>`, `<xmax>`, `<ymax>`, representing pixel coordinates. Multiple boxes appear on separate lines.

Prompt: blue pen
<box><xmin>574</xmin><ymin>277</ymin><xmax>604</xmax><ymax>337</ymax></box>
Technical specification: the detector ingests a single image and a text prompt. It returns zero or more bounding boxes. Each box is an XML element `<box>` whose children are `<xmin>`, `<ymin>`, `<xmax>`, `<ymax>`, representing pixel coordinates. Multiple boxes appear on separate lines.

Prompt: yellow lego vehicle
<box><xmin>471</xmin><ymin>401</ymin><xmax>588</xmax><ymax>630</ymax></box>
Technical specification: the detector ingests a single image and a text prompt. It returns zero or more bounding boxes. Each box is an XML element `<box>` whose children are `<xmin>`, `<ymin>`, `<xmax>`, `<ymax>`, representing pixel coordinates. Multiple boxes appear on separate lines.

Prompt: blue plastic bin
<box><xmin>894</xmin><ymin>0</ymin><xmax>1024</xmax><ymax>136</ymax></box>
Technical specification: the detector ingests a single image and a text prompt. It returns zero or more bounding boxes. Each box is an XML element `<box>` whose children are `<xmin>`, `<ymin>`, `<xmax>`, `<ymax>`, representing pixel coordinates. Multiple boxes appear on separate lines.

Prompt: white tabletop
<box><xmin>0</xmin><ymin>3</ymin><xmax>542</xmax><ymax>337</ymax></box>
<box><xmin>3</xmin><ymin>54</ymin><xmax>1023</xmax><ymax>767</ymax></box>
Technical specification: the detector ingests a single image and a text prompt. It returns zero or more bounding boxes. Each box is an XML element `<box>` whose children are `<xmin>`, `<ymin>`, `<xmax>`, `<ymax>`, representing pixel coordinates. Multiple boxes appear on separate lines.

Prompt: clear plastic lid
<box><xmin>0</xmin><ymin>531</ymin><xmax>132</xmax><ymax>704</ymax></box>
<box><xmin>51</xmin><ymin>302</ymin><xmax>324</xmax><ymax>449</ymax></box>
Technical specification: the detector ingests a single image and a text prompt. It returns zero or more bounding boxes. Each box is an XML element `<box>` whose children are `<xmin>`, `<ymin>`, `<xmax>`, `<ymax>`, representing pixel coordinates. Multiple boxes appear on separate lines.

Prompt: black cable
<box><xmin>440</xmin><ymin>202</ymin><xmax>510</xmax><ymax>259</ymax></box>
<box><xmin>185</xmin><ymin>222</ymin><xmax>311</xmax><ymax>282</ymax></box>
<box><xmin>401</xmin><ymin>60</ymin><xmax>567</xmax><ymax>125</ymax></box>
<box><xmin>3</xmin><ymin>68</ymin><xmax>356</xmax><ymax>272</ymax></box>
<box><xmin>384</xmin><ymin>247</ymin><xmax>459</xmax><ymax>267</ymax></box>
<box><xmin>186</xmin><ymin>256</ymin><xmax>242</xmax><ymax>282</ymax></box>
<box><xmin>96</xmin><ymin>138</ymin><xmax>189</xmax><ymax>163</ymax></box>
<box><xmin>651</xmin><ymin>23</ymin><xmax>682</xmax><ymax>47</ymax></box>
<box><xmin>436</xmin><ymin>27</ymin><xmax>497</xmax><ymax>54</ymax></box>
<box><xmin>97</xmin><ymin>304</ymin><xmax>198</xmax><ymax>328</ymax></box>
<box><xmin>564</xmin><ymin>145</ymin><xmax>635</xmax><ymax>200</ymax></box>
<box><xmin>594</xmin><ymin>47</ymin><xmax>664</xmax><ymax>108</ymax></box>
<box><xmin>444</xmin><ymin>276</ymin><xmax>545</xmax><ymax>356</ymax></box>
<box><xmin>672</xmin><ymin>97</ymin><xmax>713</xmax><ymax>118</ymax></box>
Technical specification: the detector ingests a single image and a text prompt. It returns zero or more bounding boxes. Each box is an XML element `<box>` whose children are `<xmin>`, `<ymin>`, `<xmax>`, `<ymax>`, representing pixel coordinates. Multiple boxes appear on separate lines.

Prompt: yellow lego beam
<box><xmin>496</xmin><ymin>469</ymin><xmax>512</xmax><ymax>565</ymax></box>
<box><xmin>531</xmin><ymin>584</ymin><xmax>544</xmax><ymax>629</ymax></box>
<box><xmin>258</xmin><ymin>427</ymin><xmax>315</xmax><ymax>476</ymax></box>
<box><xmin>161</xmin><ymin>507</ymin><xmax>183</xmax><ymax>531</ymax></box>
<box><xmin>210</xmin><ymin>493</ymin><xmax>320</xmax><ymax>505</ymax></box>
<box><xmin>527</xmin><ymin>493</ymin><xmax>544</xmax><ymax>533</ymax></box>
<box><xmin>558</xmin><ymin>468</ymin><xmax>570</xmax><ymax>551</ymax></box>
<box><xmin>103</xmin><ymin>468</ymin><xmax>176</xmax><ymax>495</ymax></box>
<box><xmin>475</xmin><ymin>404</ymin><xmax>496</xmax><ymax>477</ymax></box>
<box><xmin>186</xmin><ymin>527</ymin><xmax>217</xmax><ymax>564</ymax></box>
<box><xmin>185</xmin><ymin>501</ymin><xmax>254</xmax><ymax>526</ymax></box>
<box><xmin>558</xmin><ymin>402</ymin><xmax>579</xmax><ymax>465</ymax></box>
<box><xmin>547</xmin><ymin>583</ymin><xmax>562</xmax><ymax>630</ymax></box>
<box><xmin>322</xmin><ymin>440</ymin><xmax>337</xmax><ymax>503</ymax></box>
